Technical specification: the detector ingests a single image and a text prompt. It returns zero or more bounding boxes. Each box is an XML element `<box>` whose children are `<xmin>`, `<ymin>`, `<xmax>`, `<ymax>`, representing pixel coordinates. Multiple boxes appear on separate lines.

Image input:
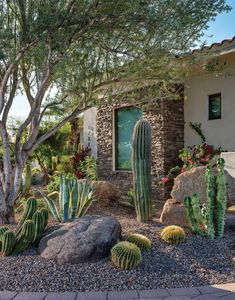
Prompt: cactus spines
<box><xmin>161</xmin><ymin>225</ymin><xmax>186</xmax><ymax>244</ymax></box>
<box><xmin>16</xmin><ymin>197</ymin><xmax>37</xmax><ymax>235</ymax></box>
<box><xmin>205</xmin><ymin>166</ymin><xmax>216</xmax><ymax>240</ymax></box>
<box><xmin>32</xmin><ymin>211</ymin><xmax>45</xmax><ymax>244</ymax></box>
<box><xmin>216</xmin><ymin>158</ymin><xmax>227</xmax><ymax>238</ymax></box>
<box><xmin>40</xmin><ymin>208</ymin><xmax>49</xmax><ymax>228</ymax></box>
<box><xmin>14</xmin><ymin>220</ymin><xmax>35</xmax><ymax>254</ymax></box>
<box><xmin>111</xmin><ymin>241</ymin><xmax>142</xmax><ymax>269</ymax></box>
<box><xmin>132</xmin><ymin>119</ymin><xmax>152</xmax><ymax>222</ymax></box>
<box><xmin>184</xmin><ymin>157</ymin><xmax>227</xmax><ymax>240</ymax></box>
<box><xmin>1</xmin><ymin>230</ymin><xmax>16</xmax><ymax>256</ymax></box>
<box><xmin>127</xmin><ymin>233</ymin><xmax>151</xmax><ymax>251</ymax></box>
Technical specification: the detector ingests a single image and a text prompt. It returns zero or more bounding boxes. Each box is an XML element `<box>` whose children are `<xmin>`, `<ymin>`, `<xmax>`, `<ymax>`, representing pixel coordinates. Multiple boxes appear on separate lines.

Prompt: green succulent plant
<box><xmin>127</xmin><ymin>233</ymin><xmax>151</xmax><ymax>251</ymax></box>
<box><xmin>1</xmin><ymin>230</ymin><xmax>16</xmax><ymax>256</ymax></box>
<box><xmin>161</xmin><ymin>225</ymin><xmax>186</xmax><ymax>244</ymax></box>
<box><xmin>111</xmin><ymin>241</ymin><xmax>142</xmax><ymax>270</ymax></box>
<box><xmin>14</xmin><ymin>220</ymin><xmax>35</xmax><ymax>254</ymax></box>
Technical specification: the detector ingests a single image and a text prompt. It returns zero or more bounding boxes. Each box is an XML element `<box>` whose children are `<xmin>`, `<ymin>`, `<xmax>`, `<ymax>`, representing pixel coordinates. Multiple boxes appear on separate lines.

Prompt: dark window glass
<box><xmin>115</xmin><ymin>107</ymin><xmax>143</xmax><ymax>170</ymax></box>
<box><xmin>209</xmin><ymin>93</ymin><xmax>221</xmax><ymax>120</ymax></box>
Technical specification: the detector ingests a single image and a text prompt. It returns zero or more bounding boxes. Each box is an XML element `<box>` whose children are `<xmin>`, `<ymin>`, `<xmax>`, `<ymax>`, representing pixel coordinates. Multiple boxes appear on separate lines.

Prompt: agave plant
<box><xmin>38</xmin><ymin>175</ymin><xmax>95</xmax><ymax>223</ymax></box>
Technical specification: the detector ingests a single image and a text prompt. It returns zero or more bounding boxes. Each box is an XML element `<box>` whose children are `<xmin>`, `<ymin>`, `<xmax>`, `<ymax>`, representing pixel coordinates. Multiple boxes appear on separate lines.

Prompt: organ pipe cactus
<box><xmin>0</xmin><ymin>226</ymin><xmax>9</xmax><ymax>248</ymax></box>
<box><xmin>184</xmin><ymin>158</ymin><xmax>227</xmax><ymax>239</ymax></box>
<box><xmin>32</xmin><ymin>211</ymin><xmax>45</xmax><ymax>244</ymax></box>
<box><xmin>205</xmin><ymin>166</ymin><xmax>216</xmax><ymax>240</ymax></box>
<box><xmin>216</xmin><ymin>158</ymin><xmax>227</xmax><ymax>238</ymax></box>
<box><xmin>22</xmin><ymin>164</ymin><xmax>32</xmax><ymax>196</ymax></box>
<box><xmin>1</xmin><ymin>230</ymin><xmax>16</xmax><ymax>256</ymax></box>
<box><xmin>16</xmin><ymin>197</ymin><xmax>37</xmax><ymax>235</ymax></box>
<box><xmin>40</xmin><ymin>208</ymin><xmax>49</xmax><ymax>228</ymax></box>
<box><xmin>14</xmin><ymin>220</ymin><xmax>35</xmax><ymax>254</ymax></box>
<box><xmin>132</xmin><ymin>119</ymin><xmax>152</xmax><ymax>222</ymax></box>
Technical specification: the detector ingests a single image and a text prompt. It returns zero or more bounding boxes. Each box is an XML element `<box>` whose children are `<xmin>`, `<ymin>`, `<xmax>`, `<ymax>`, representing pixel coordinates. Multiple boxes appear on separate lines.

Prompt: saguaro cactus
<box><xmin>132</xmin><ymin>119</ymin><xmax>152</xmax><ymax>222</ymax></box>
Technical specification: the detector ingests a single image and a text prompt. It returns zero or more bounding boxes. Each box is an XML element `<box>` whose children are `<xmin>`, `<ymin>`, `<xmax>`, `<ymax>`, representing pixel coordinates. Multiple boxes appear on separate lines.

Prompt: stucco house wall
<box><xmin>184</xmin><ymin>51</ymin><xmax>235</xmax><ymax>151</ymax></box>
<box><xmin>82</xmin><ymin>107</ymin><xmax>97</xmax><ymax>157</ymax></box>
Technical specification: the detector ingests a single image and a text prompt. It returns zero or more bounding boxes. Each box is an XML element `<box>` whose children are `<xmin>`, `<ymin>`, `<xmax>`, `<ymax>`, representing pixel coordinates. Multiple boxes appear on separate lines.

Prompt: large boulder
<box><xmin>171</xmin><ymin>166</ymin><xmax>234</xmax><ymax>207</ymax></box>
<box><xmin>171</xmin><ymin>166</ymin><xmax>206</xmax><ymax>205</ymax></box>
<box><xmin>38</xmin><ymin>215</ymin><xmax>121</xmax><ymax>264</ymax></box>
<box><xmin>93</xmin><ymin>181</ymin><xmax>121</xmax><ymax>202</ymax></box>
<box><xmin>160</xmin><ymin>198</ymin><xmax>189</xmax><ymax>227</ymax></box>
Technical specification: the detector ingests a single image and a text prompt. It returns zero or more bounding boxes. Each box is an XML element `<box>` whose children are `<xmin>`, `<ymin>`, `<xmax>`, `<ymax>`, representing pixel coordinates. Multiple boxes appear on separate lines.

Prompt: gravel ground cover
<box><xmin>0</xmin><ymin>203</ymin><xmax>234</xmax><ymax>292</ymax></box>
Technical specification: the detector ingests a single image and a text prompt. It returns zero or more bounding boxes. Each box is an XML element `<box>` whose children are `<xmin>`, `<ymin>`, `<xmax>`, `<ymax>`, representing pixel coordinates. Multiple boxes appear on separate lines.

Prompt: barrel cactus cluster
<box><xmin>0</xmin><ymin>198</ymin><xmax>49</xmax><ymax>256</ymax></box>
<box><xmin>161</xmin><ymin>225</ymin><xmax>186</xmax><ymax>244</ymax></box>
<box><xmin>127</xmin><ymin>233</ymin><xmax>152</xmax><ymax>251</ymax></box>
<box><xmin>132</xmin><ymin>119</ymin><xmax>152</xmax><ymax>222</ymax></box>
<box><xmin>183</xmin><ymin>158</ymin><xmax>227</xmax><ymax>240</ymax></box>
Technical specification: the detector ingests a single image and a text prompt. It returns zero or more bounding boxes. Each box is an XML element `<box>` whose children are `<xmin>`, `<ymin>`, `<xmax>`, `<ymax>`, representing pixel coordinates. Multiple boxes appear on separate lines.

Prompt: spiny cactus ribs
<box><xmin>111</xmin><ymin>241</ymin><xmax>142</xmax><ymax>269</ymax></box>
<box><xmin>127</xmin><ymin>233</ymin><xmax>151</xmax><ymax>251</ymax></box>
<box><xmin>161</xmin><ymin>225</ymin><xmax>185</xmax><ymax>244</ymax></box>
<box><xmin>132</xmin><ymin>119</ymin><xmax>152</xmax><ymax>222</ymax></box>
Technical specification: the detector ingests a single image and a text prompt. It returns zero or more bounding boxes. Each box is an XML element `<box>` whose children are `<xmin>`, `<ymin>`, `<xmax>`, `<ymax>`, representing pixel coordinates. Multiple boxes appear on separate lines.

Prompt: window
<box><xmin>209</xmin><ymin>93</ymin><xmax>221</xmax><ymax>120</ymax></box>
<box><xmin>115</xmin><ymin>107</ymin><xmax>143</xmax><ymax>170</ymax></box>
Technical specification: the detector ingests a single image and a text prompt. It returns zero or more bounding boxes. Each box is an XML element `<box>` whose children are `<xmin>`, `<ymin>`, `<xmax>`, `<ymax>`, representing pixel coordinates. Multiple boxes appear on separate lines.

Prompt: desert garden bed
<box><xmin>0</xmin><ymin>202</ymin><xmax>234</xmax><ymax>293</ymax></box>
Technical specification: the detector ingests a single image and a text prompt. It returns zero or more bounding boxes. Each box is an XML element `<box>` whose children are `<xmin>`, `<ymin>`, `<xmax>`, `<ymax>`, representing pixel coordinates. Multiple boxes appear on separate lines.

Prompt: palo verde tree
<box><xmin>0</xmin><ymin>0</ymin><xmax>230</xmax><ymax>223</ymax></box>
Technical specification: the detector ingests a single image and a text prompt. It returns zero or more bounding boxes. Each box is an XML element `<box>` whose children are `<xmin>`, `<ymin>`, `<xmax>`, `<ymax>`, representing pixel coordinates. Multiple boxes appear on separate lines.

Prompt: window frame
<box><xmin>208</xmin><ymin>93</ymin><xmax>222</xmax><ymax>120</ymax></box>
<box><xmin>113</xmin><ymin>106</ymin><xmax>142</xmax><ymax>171</ymax></box>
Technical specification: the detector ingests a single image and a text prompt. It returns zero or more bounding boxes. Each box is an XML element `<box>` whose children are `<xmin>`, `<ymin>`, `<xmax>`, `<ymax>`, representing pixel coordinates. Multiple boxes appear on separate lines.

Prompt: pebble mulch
<box><xmin>0</xmin><ymin>209</ymin><xmax>234</xmax><ymax>292</ymax></box>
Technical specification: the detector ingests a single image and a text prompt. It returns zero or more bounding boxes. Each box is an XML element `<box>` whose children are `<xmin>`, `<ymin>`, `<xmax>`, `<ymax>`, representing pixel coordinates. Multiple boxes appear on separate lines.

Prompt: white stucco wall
<box><xmin>82</xmin><ymin>107</ymin><xmax>97</xmax><ymax>157</ymax></box>
<box><xmin>184</xmin><ymin>52</ymin><xmax>235</xmax><ymax>151</ymax></box>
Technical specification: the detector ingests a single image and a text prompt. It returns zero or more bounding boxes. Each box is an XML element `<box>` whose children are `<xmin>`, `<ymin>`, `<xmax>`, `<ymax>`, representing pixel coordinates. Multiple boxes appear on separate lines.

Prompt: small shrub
<box><xmin>161</xmin><ymin>225</ymin><xmax>186</xmax><ymax>245</ymax></box>
<box><xmin>47</xmin><ymin>175</ymin><xmax>60</xmax><ymax>193</ymax></box>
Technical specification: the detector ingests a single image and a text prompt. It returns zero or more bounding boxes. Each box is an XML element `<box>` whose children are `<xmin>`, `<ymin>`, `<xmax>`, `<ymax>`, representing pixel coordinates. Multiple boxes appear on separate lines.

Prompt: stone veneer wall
<box><xmin>96</xmin><ymin>92</ymin><xmax>184</xmax><ymax>204</ymax></box>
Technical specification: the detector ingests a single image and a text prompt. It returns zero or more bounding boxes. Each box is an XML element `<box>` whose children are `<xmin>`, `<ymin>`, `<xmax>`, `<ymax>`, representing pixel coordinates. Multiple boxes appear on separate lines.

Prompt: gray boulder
<box><xmin>38</xmin><ymin>215</ymin><xmax>121</xmax><ymax>264</ymax></box>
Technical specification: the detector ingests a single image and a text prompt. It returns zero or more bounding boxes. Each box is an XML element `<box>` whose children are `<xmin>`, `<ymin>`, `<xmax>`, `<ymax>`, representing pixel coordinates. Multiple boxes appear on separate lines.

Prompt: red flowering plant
<box><xmin>70</xmin><ymin>145</ymin><xmax>92</xmax><ymax>179</ymax></box>
<box><xmin>160</xmin><ymin>143</ymin><xmax>222</xmax><ymax>186</ymax></box>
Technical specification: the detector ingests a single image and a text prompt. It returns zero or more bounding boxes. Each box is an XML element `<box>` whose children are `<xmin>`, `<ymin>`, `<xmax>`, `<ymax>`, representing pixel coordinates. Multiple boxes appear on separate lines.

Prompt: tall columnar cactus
<box><xmin>183</xmin><ymin>196</ymin><xmax>203</xmax><ymax>235</ymax></box>
<box><xmin>1</xmin><ymin>230</ymin><xmax>16</xmax><ymax>256</ymax></box>
<box><xmin>14</xmin><ymin>220</ymin><xmax>35</xmax><ymax>254</ymax></box>
<box><xmin>16</xmin><ymin>197</ymin><xmax>37</xmax><ymax>235</ymax></box>
<box><xmin>184</xmin><ymin>158</ymin><xmax>227</xmax><ymax>240</ymax></box>
<box><xmin>40</xmin><ymin>208</ymin><xmax>49</xmax><ymax>228</ymax></box>
<box><xmin>132</xmin><ymin>119</ymin><xmax>152</xmax><ymax>222</ymax></box>
<box><xmin>216</xmin><ymin>158</ymin><xmax>227</xmax><ymax>238</ymax></box>
<box><xmin>32</xmin><ymin>211</ymin><xmax>45</xmax><ymax>244</ymax></box>
<box><xmin>205</xmin><ymin>166</ymin><xmax>216</xmax><ymax>240</ymax></box>
<box><xmin>0</xmin><ymin>226</ymin><xmax>9</xmax><ymax>248</ymax></box>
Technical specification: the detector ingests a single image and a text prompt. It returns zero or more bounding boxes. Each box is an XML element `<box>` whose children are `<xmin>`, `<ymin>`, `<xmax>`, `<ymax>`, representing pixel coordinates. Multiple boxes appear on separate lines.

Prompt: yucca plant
<box><xmin>38</xmin><ymin>175</ymin><xmax>95</xmax><ymax>223</ymax></box>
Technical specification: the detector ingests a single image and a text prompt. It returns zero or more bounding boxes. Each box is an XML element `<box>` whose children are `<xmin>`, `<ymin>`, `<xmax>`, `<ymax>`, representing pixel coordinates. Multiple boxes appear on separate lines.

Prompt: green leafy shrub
<box><xmin>111</xmin><ymin>241</ymin><xmax>142</xmax><ymax>269</ymax></box>
<box><xmin>47</xmin><ymin>175</ymin><xmax>60</xmax><ymax>193</ymax></box>
<box><xmin>79</xmin><ymin>155</ymin><xmax>97</xmax><ymax>180</ymax></box>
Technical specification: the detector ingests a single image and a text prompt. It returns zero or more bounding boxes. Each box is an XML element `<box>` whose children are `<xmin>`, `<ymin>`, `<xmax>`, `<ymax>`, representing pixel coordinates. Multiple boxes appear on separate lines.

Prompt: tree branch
<box><xmin>29</xmin><ymin>104</ymin><xmax>91</xmax><ymax>155</ymax></box>
<box><xmin>0</xmin><ymin>39</ymin><xmax>37</xmax><ymax>114</ymax></box>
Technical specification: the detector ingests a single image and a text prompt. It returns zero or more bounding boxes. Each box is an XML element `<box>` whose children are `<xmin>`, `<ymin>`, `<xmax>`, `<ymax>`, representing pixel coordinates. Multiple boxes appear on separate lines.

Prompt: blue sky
<box><xmin>203</xmin><ymin>0</ymin><xmax>235</xmax><ymax>44</ymax></box>
<box><xmin>10</xmin><ymin>1</ymin><xmax>235</xmax><ymax>118</ymax></box>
